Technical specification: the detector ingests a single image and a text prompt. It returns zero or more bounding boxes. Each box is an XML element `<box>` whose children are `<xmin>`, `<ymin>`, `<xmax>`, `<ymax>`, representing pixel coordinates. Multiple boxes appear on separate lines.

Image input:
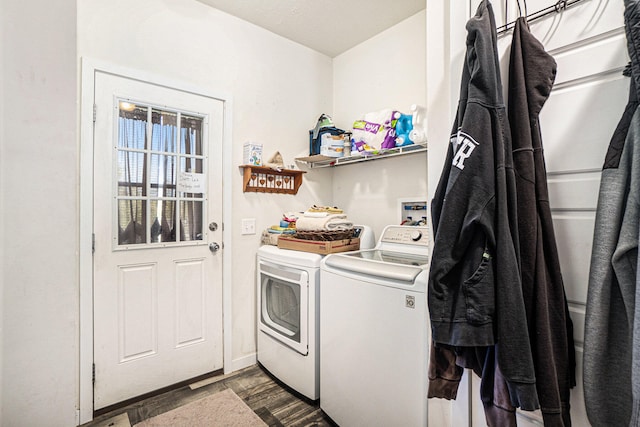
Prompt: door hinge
<box><xmin>92</xmin><ymin>233</ymin><xmax>96</xmax><ymax>254</ymax></box>
<box><xmin>92</xmin><ymin>363</ymin><xmax>96</xmax><ymax>385</ymax></box>
<box><xmin>93</xmin><ymin>104</ymin><xmax>97</xmax><ymax>123</ymax></box>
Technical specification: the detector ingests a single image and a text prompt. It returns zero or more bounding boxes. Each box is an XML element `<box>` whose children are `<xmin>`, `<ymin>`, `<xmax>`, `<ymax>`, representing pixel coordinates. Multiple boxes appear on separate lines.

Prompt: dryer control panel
<box><xmin>379</xmin><ymin>225</ymin><xmax>429</xmax><ymax>247</ymax></box>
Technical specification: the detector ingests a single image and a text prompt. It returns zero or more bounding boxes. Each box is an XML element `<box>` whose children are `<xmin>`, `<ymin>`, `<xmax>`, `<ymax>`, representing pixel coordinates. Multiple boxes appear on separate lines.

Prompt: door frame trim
<box><xmin>78</xmin><ymin>57</ymin><xmax>234</xmax><ymax>424</ymax></box>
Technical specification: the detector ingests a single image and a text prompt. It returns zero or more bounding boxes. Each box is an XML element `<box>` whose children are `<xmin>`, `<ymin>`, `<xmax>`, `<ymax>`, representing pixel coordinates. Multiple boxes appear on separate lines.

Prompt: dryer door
<box><xmin>258</xmin><ymin>260</ymin><xmax>309</xmax><ymax>355</ymax></box>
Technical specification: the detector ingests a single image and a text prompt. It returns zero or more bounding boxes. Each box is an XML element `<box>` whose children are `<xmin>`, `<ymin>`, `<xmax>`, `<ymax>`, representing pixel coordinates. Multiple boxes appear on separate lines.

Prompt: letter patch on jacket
<box><xmin>451</xmin><ymin>131</ymin><xmax>479</xmax><ymax>170</ymax></box>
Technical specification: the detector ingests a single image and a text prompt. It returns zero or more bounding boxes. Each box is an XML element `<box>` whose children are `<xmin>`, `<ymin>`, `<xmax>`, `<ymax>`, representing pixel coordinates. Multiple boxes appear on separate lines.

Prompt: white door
<box><xmin>447</xmin><ymin>1</ymin><xmax>627</xmax><ymax>426</ymax></box>
<box><xmin>92</xmin><ymin>71</ymin><xmax>224</xmax><ymax>410</ymax></box>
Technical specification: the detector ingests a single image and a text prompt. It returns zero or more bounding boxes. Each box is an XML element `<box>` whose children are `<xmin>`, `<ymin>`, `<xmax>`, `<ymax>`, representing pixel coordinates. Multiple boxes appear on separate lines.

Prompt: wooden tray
<box><xmin>277</xmin><ymin>236</ymin><xmax>360</xmax><ymax>254</ymax></box>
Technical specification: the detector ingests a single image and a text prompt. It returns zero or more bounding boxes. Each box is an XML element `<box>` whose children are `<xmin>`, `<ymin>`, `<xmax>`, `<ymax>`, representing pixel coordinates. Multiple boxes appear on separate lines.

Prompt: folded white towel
<box><xmin>295</xmin><ymin>214</ymin><xmax>353</xmax><ymax>231</ymax></box>
<box><xmin>303</xmin><ymin>211</ymin><xmax>329</xmax><ymax>218</ymax></box>
<box><xmin>325</xmin><ymin>220</ymin><xmax>353</xmax><ymax>231</ymax></box>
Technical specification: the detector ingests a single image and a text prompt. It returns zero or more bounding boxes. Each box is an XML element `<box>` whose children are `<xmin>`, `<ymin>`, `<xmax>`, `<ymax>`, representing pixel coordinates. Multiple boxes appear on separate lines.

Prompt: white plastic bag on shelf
<box><xmin>351</xmin><ymin>109</ymin><xmax>397</xmax><ymax>152</ymax></box>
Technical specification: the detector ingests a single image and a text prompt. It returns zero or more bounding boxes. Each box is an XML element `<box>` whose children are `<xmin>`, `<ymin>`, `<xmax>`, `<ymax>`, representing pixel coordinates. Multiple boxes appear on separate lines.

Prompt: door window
<box><xmin>115</xmin><ymin>100</ymin><xmax>206</xmax><ymax>248</ymax></box>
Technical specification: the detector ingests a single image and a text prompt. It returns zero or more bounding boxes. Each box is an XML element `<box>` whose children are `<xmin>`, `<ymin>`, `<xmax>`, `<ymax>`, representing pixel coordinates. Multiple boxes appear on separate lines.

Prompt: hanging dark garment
<box><xmin>427</xmin><ymin>0</ymin><xmax>539</xmax><ymax>413</ymax></box>
<box><xmin>506</xmin><ymin>17</ymin><xmax>576</xmax><ymax>427</ymax></box>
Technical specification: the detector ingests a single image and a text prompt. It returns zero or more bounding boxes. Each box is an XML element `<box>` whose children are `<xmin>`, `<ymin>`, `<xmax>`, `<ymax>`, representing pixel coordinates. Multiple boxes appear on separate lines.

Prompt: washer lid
<box><xmin>324</xmin><ymin>250</ymin><xmax>428</xmax><ymax>282</ymax></box>
<box><xmin>257</xmin><ymin>244</ymin><xmax>323</xmax><ymax>268</ymax></box>
<box><xmin>344</xmin><ymin>249</ymin><xmax>428</xmax><ymax>266</ymax></box>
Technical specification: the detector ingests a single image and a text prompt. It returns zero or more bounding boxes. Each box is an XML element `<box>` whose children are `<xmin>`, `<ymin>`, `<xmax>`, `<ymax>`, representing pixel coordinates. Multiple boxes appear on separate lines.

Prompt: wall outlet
<box><xmin>241</xmin><ymin>218</ymin><xmax>256</xmax><ymax>235</ymax></box>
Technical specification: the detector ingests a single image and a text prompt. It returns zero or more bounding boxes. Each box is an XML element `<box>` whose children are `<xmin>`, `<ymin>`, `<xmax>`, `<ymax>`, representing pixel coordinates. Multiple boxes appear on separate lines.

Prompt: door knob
<box><xmin>209</xmin><ymin>242</ymin><xmax>220</xmax><ymax>253</ymax></box>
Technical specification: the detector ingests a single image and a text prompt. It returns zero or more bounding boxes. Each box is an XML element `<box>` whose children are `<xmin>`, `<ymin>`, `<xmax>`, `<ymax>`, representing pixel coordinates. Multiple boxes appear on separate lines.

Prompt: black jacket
<box><xmin>507</xmin><ymin>17</ymin><xmax>576</xmax><ymax>427</ymax></box>
<box><xmin>428</xmin><ymin>0</ymin><xmax>539</xmax><ymax>411</ymax></box>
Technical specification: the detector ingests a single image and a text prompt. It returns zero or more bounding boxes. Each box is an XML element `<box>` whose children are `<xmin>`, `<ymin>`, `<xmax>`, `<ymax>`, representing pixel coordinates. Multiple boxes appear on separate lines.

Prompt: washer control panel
<box><xmin>379</xmin><ymin>225</ymin><xmax>429</xmax><ymax>246</ymax></box>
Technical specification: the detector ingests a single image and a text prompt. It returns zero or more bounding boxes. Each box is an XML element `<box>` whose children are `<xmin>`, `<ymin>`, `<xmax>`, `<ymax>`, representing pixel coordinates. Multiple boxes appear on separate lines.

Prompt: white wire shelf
<box><xmin>295</xmin><ymin>142</ymin><xmax>427</xmax><ymax>169</ymax></box>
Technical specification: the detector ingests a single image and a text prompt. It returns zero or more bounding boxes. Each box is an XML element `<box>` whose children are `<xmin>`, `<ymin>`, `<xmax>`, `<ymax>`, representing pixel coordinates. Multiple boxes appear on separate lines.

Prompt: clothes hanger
<box><xmin>517</xmin><ymin>0</ymin><xmax>528</xmax><ymax>20</ymax></box>
<box><xmin>518</xmin><ymin>0</ymin><xmax>529</xmax><ymax>19</ymax></box>
<box><xmin>506</xmin><ymin>0</ymin><xmax>528</xmax><ymax>28</ymax></box>
<box><xmin>555</xmin><ymin>0</ymin><xmax>568</xmax><ymax>13</ymax></box>
<box><xmin>505</xmin><ymin>0</ymin><xmax>509</xmax><ymax>27</ymax></box>
<box><xmin>497</xmin><ymin>0</ymin><xmax>587</xmax><ymax>34</ymax></box>
<box><xmin>513</xmin><ymin>0</ymin><xmax>529</xmax><ymax>28</ymax></box>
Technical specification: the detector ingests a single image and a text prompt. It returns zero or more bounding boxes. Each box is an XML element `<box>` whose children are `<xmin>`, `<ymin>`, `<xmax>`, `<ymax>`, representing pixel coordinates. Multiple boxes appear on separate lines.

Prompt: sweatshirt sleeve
<box><xmin>493</xmin><ymin>109</ymin><xmax>539</xmax><ymax>410</ymax></box>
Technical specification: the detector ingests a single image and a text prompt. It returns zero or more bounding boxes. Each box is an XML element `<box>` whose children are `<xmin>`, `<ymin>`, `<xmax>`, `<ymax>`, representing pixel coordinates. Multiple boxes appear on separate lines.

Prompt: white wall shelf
<box><xmin>295</xmin><ymin>142</ymin><xmax>427</xmax><ymax>169</ymax></box>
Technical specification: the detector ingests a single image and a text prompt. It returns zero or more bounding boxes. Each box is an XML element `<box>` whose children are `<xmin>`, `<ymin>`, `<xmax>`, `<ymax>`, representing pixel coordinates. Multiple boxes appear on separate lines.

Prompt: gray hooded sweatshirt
<box><xmin>626</xmin><ymin>1</ymin><xmax>640</xmax><ymax>425</ymax></box>
<box><xmin>584</xmin><ymin>2</ymin><xmax>640</xmax><ymax>426</ymax></box>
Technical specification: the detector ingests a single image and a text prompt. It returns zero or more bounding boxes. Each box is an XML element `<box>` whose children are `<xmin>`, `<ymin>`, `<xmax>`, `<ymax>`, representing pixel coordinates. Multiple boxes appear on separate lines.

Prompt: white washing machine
<box><xmin>320</xmin><ymin>225</ymin><xmax>429</xmax><ymax>426</ymax></box>
<box><xmin>256</xmin><ymin>225</ymin><xmax>374</xmax><ymax>401</ymax></box>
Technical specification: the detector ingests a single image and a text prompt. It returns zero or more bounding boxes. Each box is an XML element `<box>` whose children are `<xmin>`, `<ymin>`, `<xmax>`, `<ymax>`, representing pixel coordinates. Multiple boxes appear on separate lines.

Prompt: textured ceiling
<box><xmin>196</xmin><ymin>0</ymin><xmax>425</xmax><ymax>57</ymax></box>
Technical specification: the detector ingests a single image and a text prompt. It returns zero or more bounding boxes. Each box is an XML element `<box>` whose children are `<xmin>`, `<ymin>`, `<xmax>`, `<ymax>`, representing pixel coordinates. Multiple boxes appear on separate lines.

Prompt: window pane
<box><xmin>149</xmin><ymin>186</ymin><xmax>176</xmax><ymax>199</ymax></box>
<box><xmin>150</xmin><ymin>153</ymin><xmax>177</xmax><ymax>197</ymax></box>
<box><xmin>180</xmin><ymin>157</ymin><xmax>204</xmax><ymax>198</ymax></box>
<box><xmin>117</xmin><ymin>151</ymin><xmax>146</xmax><ymax>197</ymax></box>
<box><xmin>150</xmin><ymin>199</ymin><xmax>176</xmax><ymax>243</ymax></box>
<box><xmin>118</xmin><ymin>186</ymin><xmax>144</xmax><ymax>198</ymax></box>
<box><xmin>179</xmin><ymin>200</ymin><xmax>203</xmax><ymax>241</ymax></box>
<box><xmin>151</xmin><ymin>110</ymin><xmax>177</xmax><ymax>153</ymax></box>
<box><xmin>180</xmin><ymin>115</ymin><xmax>203</xmax><ymax>156</ymax></box>
<box><xmin>181</xmin><ymin>156</ymin><xmax>203</xmax><ymax>174</ymax></box>
<box><xmin>118</xmin><ymin>105</ymin><xmax>147</xmax><ymax>150</ymax></box>
<box><xmin>118</xmin><ymin>199</ymin><xmax>147</xmax><ymax>245</ymax></box>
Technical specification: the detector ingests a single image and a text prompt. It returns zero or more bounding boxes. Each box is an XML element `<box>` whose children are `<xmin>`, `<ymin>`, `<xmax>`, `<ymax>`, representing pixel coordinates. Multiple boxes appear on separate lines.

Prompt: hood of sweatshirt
<box><xmin>463</xmin><ymin>0</ymin><xmax>505</xmax><ymax>108</ymax></box>
<box><xmin>511</xmin><ymin>18</ymin><xmax>557</xmax><ymax>118</ymax></box>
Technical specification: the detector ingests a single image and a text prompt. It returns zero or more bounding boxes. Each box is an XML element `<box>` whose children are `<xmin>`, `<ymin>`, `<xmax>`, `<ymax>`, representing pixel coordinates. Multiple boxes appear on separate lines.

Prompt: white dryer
<box><xmin>320</xmin><ymin>225</ymin><xmax>429</xmax><ymax>426</ymax></box>
<box><xmin>256</xmin><ymin>225</ymin><xmax>374</xmax><ymax>401</ymax></box>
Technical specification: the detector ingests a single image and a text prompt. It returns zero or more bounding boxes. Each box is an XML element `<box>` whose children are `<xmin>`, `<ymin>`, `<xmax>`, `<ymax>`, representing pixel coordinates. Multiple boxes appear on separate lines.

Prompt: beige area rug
<box><xmin>134</xmin><ymin>388</ymin><xmax>266</xmax><ymax>427</ymax></box>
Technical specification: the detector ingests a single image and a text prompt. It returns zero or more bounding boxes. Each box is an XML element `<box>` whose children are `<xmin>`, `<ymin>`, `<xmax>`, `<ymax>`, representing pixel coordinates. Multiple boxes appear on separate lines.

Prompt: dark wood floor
<box><xmin>81</xmin><ymin>364</ymin><xmax>336</xmax><ymax>427</ymax></box>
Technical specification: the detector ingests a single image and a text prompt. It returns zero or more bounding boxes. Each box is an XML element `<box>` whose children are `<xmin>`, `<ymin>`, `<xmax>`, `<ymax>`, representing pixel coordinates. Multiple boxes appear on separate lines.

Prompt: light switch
<box><xmin>241</xmin><ymin>218</ymin><xmax>256</xmax><ymax>235</ymax></box>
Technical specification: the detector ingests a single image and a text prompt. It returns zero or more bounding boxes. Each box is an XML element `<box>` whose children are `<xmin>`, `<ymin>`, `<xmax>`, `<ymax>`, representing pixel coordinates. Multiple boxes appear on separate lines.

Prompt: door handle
<box><xmin>209</xmin><ymin>242</ymin><xmax>221</xmax><ymax>253</ymax></box>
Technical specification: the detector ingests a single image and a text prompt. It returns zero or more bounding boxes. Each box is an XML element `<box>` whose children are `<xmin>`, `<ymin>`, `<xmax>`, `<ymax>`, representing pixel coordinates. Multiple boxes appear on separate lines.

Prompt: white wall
<box><xmin>1</xmin><ymin>0</ymin><xmax>79</xmax><ymax>425</ymax></box>
<box><xmin>331</xmin><ymin>11</ymin><xmax>428</xmax><ymax>238</ymax></box>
